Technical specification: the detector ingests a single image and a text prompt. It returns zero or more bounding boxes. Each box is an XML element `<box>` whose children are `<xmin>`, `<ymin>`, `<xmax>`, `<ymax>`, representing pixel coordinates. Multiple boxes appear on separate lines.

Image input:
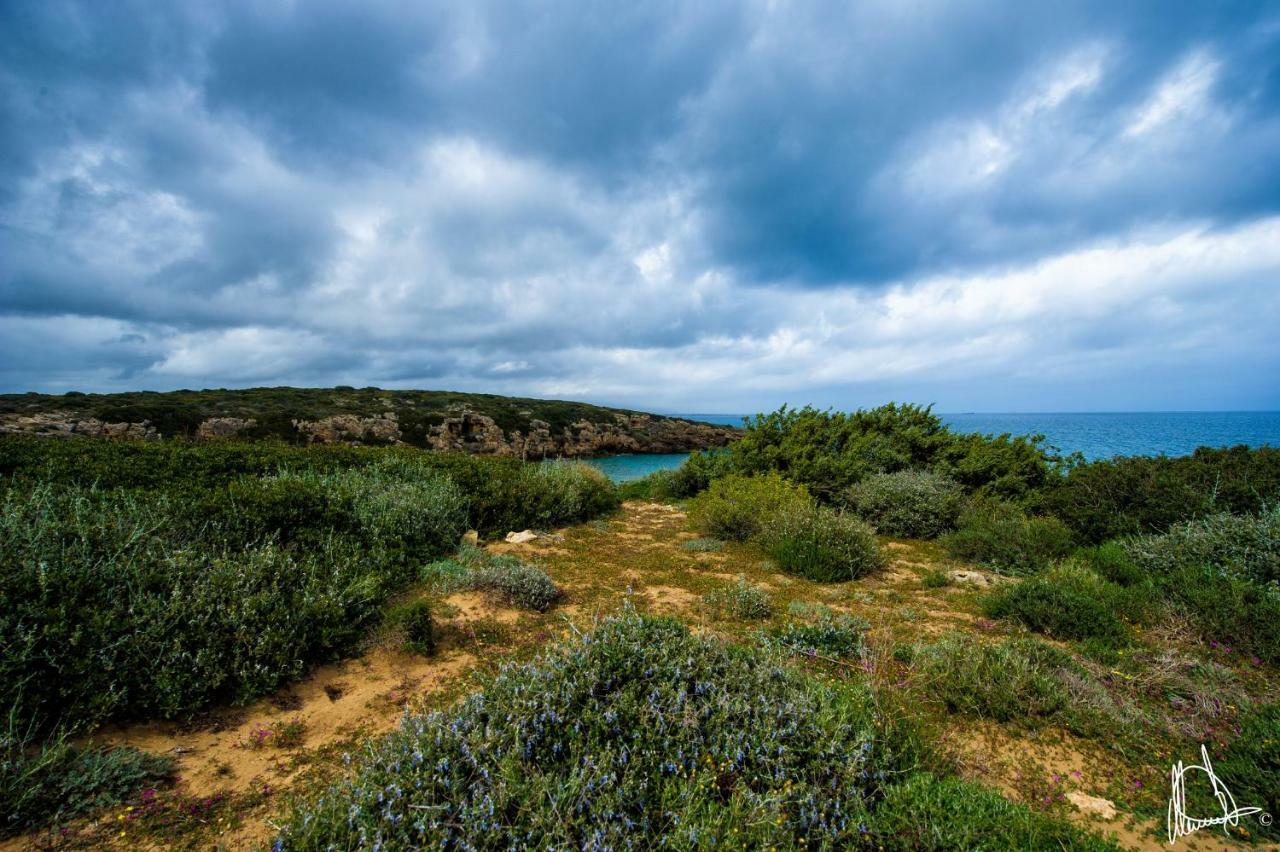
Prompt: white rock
<box><xmin>1066</xmin><ymin>791</ymin><xmax>1116</xmax><ymax>819</ymax></box>
<box><xmin>505</xmin><ymin>529</ymin><xmax>538</xmax><ymax>544</ymax></box>
<box><xmin>947</xmin><ymin>570</ymin><xmax>990</xmax><ymax>587</ymax></box>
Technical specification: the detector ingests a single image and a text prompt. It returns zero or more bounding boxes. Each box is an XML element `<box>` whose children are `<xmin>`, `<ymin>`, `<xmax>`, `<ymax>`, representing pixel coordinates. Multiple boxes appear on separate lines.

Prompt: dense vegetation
<box><xmin>279</xmin><ymin>610</ymin><xmax>1115</xmax><ymax>850</ymax></box>
<box><xmin>0</xmin><ymin>435</ymin><xmax>617</xmax><ymax>834</ymax></box>
<box><xmin>0</xmin><ymin>385</ymin><xmax>722</xmax><ymax>444</ymax></box>
<box><xmin>5</xmin><ymin>399</ymin><xmax>1277</xmax><ymax>846</ymax></box>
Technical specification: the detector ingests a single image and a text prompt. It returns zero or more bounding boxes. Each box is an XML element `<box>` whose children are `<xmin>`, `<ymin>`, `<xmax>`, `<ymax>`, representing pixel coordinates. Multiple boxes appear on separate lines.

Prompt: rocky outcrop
<box><xmin>196</xmin><ymin>417</ymin><xmax>256</xmax><ymax>440</ymax></box>
<box><xmin>0</xmin><ymin>411</ymin><xmax>158</xmax><ymax>441</ymax></box>
<box><xmin>293</xmin><ymin>413</ymin><xmax>402</xmax><ymax>445</ymax></box>
<box><xmin>0</xmin><ymin>407</ymin><xmax>737</xmax><ymax>457</ymax></box>
<box><xmin>422</xmin><ymin>410</ymin><xmax>735</xmax><ymax>458</ymax></box>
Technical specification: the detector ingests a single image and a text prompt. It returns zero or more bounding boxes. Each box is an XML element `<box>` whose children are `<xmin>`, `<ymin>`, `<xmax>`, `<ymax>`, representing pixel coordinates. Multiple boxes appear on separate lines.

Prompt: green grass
<box><xmin>2</xmin><ymin>710</ymin><xmax>174</xmax><ymax>837</ymax></box>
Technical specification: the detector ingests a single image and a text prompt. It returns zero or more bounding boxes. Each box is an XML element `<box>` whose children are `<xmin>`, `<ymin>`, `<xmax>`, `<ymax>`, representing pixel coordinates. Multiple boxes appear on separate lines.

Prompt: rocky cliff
<box><xmin>0</xmin><ymin>390</ymin><xmax>739</xmax><ymax>458</ymax></box>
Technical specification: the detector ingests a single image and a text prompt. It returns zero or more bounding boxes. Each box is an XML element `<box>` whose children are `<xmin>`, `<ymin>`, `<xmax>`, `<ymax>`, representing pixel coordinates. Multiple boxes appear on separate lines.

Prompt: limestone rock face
<box><xmin>0</xmin><ymin>404</ymin><xmax>736</xmax><ymax>457</ymax></box>
<box><xmin>0</xmin><ymin>411</ymin><xmax>158</xmax><ymax>441</ymax></box>
<box><xmin>426</xmin><ymin>412</ymin><xmax>511</xmax><ymax>455</ymax></box>
<box><xmin>293</xmin><ymin>412</ymin><xmax>402</xmax><ymax>445</ymax></box>
<box><xmin>196</xmin><ymin>417</ymin><xmax>256</xmax><ymax>440</ymax></box>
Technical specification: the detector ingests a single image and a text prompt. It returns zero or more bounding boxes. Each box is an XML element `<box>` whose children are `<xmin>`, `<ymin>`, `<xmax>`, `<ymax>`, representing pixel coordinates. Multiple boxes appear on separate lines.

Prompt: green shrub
<box><xmin>1157</xmin><ymin>564</ymin><xmax>1280</xmax><ymax>665</ymax></box>
<box><xmin>845</xmin><ymin>470</ymin><xmax>964</xmax><ymax>538</ymax></box>
<box><xmin>1118</xmin><ymin>509</ymin><xmax>1280</xmax><ymax>664</ymax></box>
<box><xmin>982</xmin><ymin>563</ymin><xmax>1148</xmax><ymax>648</ymax></box>
<box><xmin>870</xmin><ymin>773</ymin><xmax>1119</xmax><ymax>851</ymax></box>
<box><xmin>0</xmin><ymin>484</ymin><xmax>406</xmax><ymax>732</ymax></box>
<box><xmin>387</xmin><ymin>598</ymin><xmax>435</xmax><ymax>655</ymax></box>
<box><xmin>1072</xmin><ymin>541</ymin><xmax>1145</xmax><ymax>586</ymax></box>
<box><xmin>458</xmin><ymin>550</ymin><xmax>563</xmax><ymax>611</ymax></box>
<box><xmin>1042</xmin><ymin>445</ymin><xmax>1280</xmax><ymax>545</ymax></box>
<box><xmin>766</xmin><ymin>613</ymin><xmax>868</xmax><ymax>658</ymax></box>
<box><xmin>730</xmin><ymin>404</ymin><xmax>1060</xmax><ymax>503</ymax></box>
<box><xmin>277</xmin><ymin>610</ymin><xmax>898</xmax><ymax>848</ymax></box>
<box><xmin>921</xmin><ymin>569</ymin><xmax>951</xmax><ymax>589</ymax></box>
<box><xmin>943</xmin><ymin>500</ymin><xmax>1074</xmax><ymax>575</ymax></box>
<box><xmin>687</xmin><ymin>472</ymin><xmax>812</xmax><ymax>542</ymax></box>
<box><xmin>680</xmin><ymin>537</ymin><xmax>725</xmax><ymax>553</ymax></box>
<box><xmin>2</xmin><ymin>712</ymin><xmax>173</xmax><ymax>836</ymax></box>
<box><xmin>1123</xmin><ymin>507</ymin><xmax>1280</xmax><ymax>588</ymax></box>
<box><xmin>761</xmin><ymin>506</ymin><xmax>886</xmax><ymax>582</ymax></box>
<box><xmin>703</xmin><ymin>577</ymin><xmax>772</xmax><ymax>619</ymax></box>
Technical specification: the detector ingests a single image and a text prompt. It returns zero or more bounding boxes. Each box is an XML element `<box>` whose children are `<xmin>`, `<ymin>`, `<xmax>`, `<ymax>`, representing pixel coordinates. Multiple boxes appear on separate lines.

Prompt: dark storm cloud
<box><xmin>1</xmin><ymin>0</ymin><xmax>1278</xmax><ymax>408</ymax></box>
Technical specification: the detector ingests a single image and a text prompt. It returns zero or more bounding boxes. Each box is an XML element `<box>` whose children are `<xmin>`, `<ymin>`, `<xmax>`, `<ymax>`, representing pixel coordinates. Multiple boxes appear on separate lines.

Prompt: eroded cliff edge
<box><xmin>0</xmin><ymin>388</ymin><xmax>738</xmax><ymax>458</ymax></box>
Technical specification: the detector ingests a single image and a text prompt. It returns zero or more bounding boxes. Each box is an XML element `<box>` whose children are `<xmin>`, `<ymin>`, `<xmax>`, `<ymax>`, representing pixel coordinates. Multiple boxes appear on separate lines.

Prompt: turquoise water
<box><xmin>576</xmin><ymin>411</ymin><xmax>1280</xmax><ymax>482</ymax></box>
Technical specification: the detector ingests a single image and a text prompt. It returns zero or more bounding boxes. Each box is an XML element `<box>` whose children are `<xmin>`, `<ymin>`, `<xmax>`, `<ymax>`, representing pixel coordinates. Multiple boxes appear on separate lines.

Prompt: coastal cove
<box><xmin>575</xmin><ymin>411</ymin><xmax>1280</xmax><ymax>481</ymax></box>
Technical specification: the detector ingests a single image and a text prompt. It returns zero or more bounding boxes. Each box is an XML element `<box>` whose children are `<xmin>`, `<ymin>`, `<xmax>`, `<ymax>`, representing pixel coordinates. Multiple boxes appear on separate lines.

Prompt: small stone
<box><xmin>947</xmin><ymin>570</ymin><xmax>990</xmax><ymax>587</ymax></box>
<box><xmin>1066</xmin><ymin>791</ymin><xmax>1116</xmax><ymax>819</ymax></box>
<box><xmin>505</xmin><ymin>530</ymin><xmax>538</xmax><ymax>544</ymax></box>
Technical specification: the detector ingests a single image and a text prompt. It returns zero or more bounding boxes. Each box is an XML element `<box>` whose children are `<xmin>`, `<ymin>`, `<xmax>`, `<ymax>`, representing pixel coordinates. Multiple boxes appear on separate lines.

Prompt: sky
<box><xmin>2</xmin><ymin>1</ymin><xmax>1279</xmax><ymax>413</ymax></box>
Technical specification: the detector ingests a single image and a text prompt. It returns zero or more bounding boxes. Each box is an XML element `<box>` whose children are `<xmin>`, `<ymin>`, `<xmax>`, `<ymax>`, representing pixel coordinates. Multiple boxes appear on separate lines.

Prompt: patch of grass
<box><xmin>681</xmin><ymin>537</ymin><xmax>725</xmax><ymax>552</ymax></box>
<box><xmin>870</xmin><ymin>773</ymin><xmax>1119</xmax><ymax>850</ymax></box>
<box><xmin>943</xmin><ymin>499</ymin><xmax>1074</xmax><ymax>575</ymax></box>
<box><xmin>703</xmin><ymin>576</ymin><xmax>772</xmax><ymax>620</ymax></box>
<box><xmin>910</xmin><ymin>634</ymin><xmax>1140</xmax><ymax>740</ymax></box>
<box><xmin>1</xmin><ymin>713</ymin><xmax>174</xmax><ymax>836</ymax></box>
<box><xmin>921</xmin><ymin>568</ymin><xmax>951</xmax><ymax>589</ymax></box>
<box><xmin>1186</xmin><ymin>703</ymin><xmax>1279</xmax><ymax>842</ymax></box>
<box><xmin>760</xmin><ymin>505</ymin><xmax>885</xmax><ymax>582</ymax></box>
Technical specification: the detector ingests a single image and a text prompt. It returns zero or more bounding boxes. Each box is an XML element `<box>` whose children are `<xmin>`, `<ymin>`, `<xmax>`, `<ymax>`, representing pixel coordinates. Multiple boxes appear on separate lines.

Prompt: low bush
<box><xmin>845</xmin><ymin>470</ymin><xmax>964</xmax><ymax>538</ymax></box>
<box><xmin>1123</xmin><ymin>507</ymin><xmax>1280</xmax><ymax>588</ymax></box>
<box><xmin>761</xmin><ymin>506</ymin><xmax>885</xmax><ymax>582</ymax></box>
<box><xmin>1072</xmin><ymin>541</ymin><xmax>1146</xmax><ymax>586</ymax></box>
<box><xmin>429</xmin><ymin>548</ymin><xmax>562</xmax><ymax>612</ymax></box>
<box><xmin>910</xmin><ymin>634</ymin><xmax>1140</xmax><ymax>739</ymax></box>
<box><xmin>277</xmin><ymin>610</ymin><xmax>896</xmax><ymax>847</ymax></box>
<box><xmin>1157</xmin><ymin>564</ymin><xmax>1280</xmax><ymax>665</ymax></box>
<box><xmin>465</xmin><ymin>557</ymin><xmax>562</xmax><ymax>612</ymax></box>
<box><xmin>943</xmin><ymin>500</ymin><xmax>1074</xmax><ymax>575</ymax></box>
<box><xmin>870</xmin><ymin>773</ymin><xmax>1119</xmax><ymax>851</ymax></box>
<box><xmin>982</xmin><ymin>563</ymin><xmax>1148</xmax><ymax>648</ymax></box>
<box><xmin>687</xmin><ymin>472</ymin><xmax>812</xmax><ymax>541</ymax></box>
<box><xmin>386</xmin><ymin>598</ymin><xmax>435</xmax><ymax>655</ymax></box>
<box><xmin>703</xmin><ymin>577</ymin><xmax>772</xmax><ymax>620</ymax></box>
<box><xmin>2</xmin><ymin>713</ymin><xmax>173</xmax><ymax>837</ymax></box>
<box><xmin>766</xmin><ymin>613</ymin><xmax>868</xmax><ymax>658</ymax></box>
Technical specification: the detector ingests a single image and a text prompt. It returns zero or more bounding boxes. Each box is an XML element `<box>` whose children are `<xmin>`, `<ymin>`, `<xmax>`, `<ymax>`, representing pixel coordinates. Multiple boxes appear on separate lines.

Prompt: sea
<box><xmin>577</xmin><ymin>411</ymin><xmax>1280</xmax><ymax>482</ymax></box>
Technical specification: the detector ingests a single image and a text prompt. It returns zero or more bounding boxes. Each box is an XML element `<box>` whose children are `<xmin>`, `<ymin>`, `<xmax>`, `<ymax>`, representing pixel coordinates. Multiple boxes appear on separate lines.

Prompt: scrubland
<box><xmin>2</xmin><ymin>404</ymin><xmax>1277</xmax><ymax>849</ymax></box>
